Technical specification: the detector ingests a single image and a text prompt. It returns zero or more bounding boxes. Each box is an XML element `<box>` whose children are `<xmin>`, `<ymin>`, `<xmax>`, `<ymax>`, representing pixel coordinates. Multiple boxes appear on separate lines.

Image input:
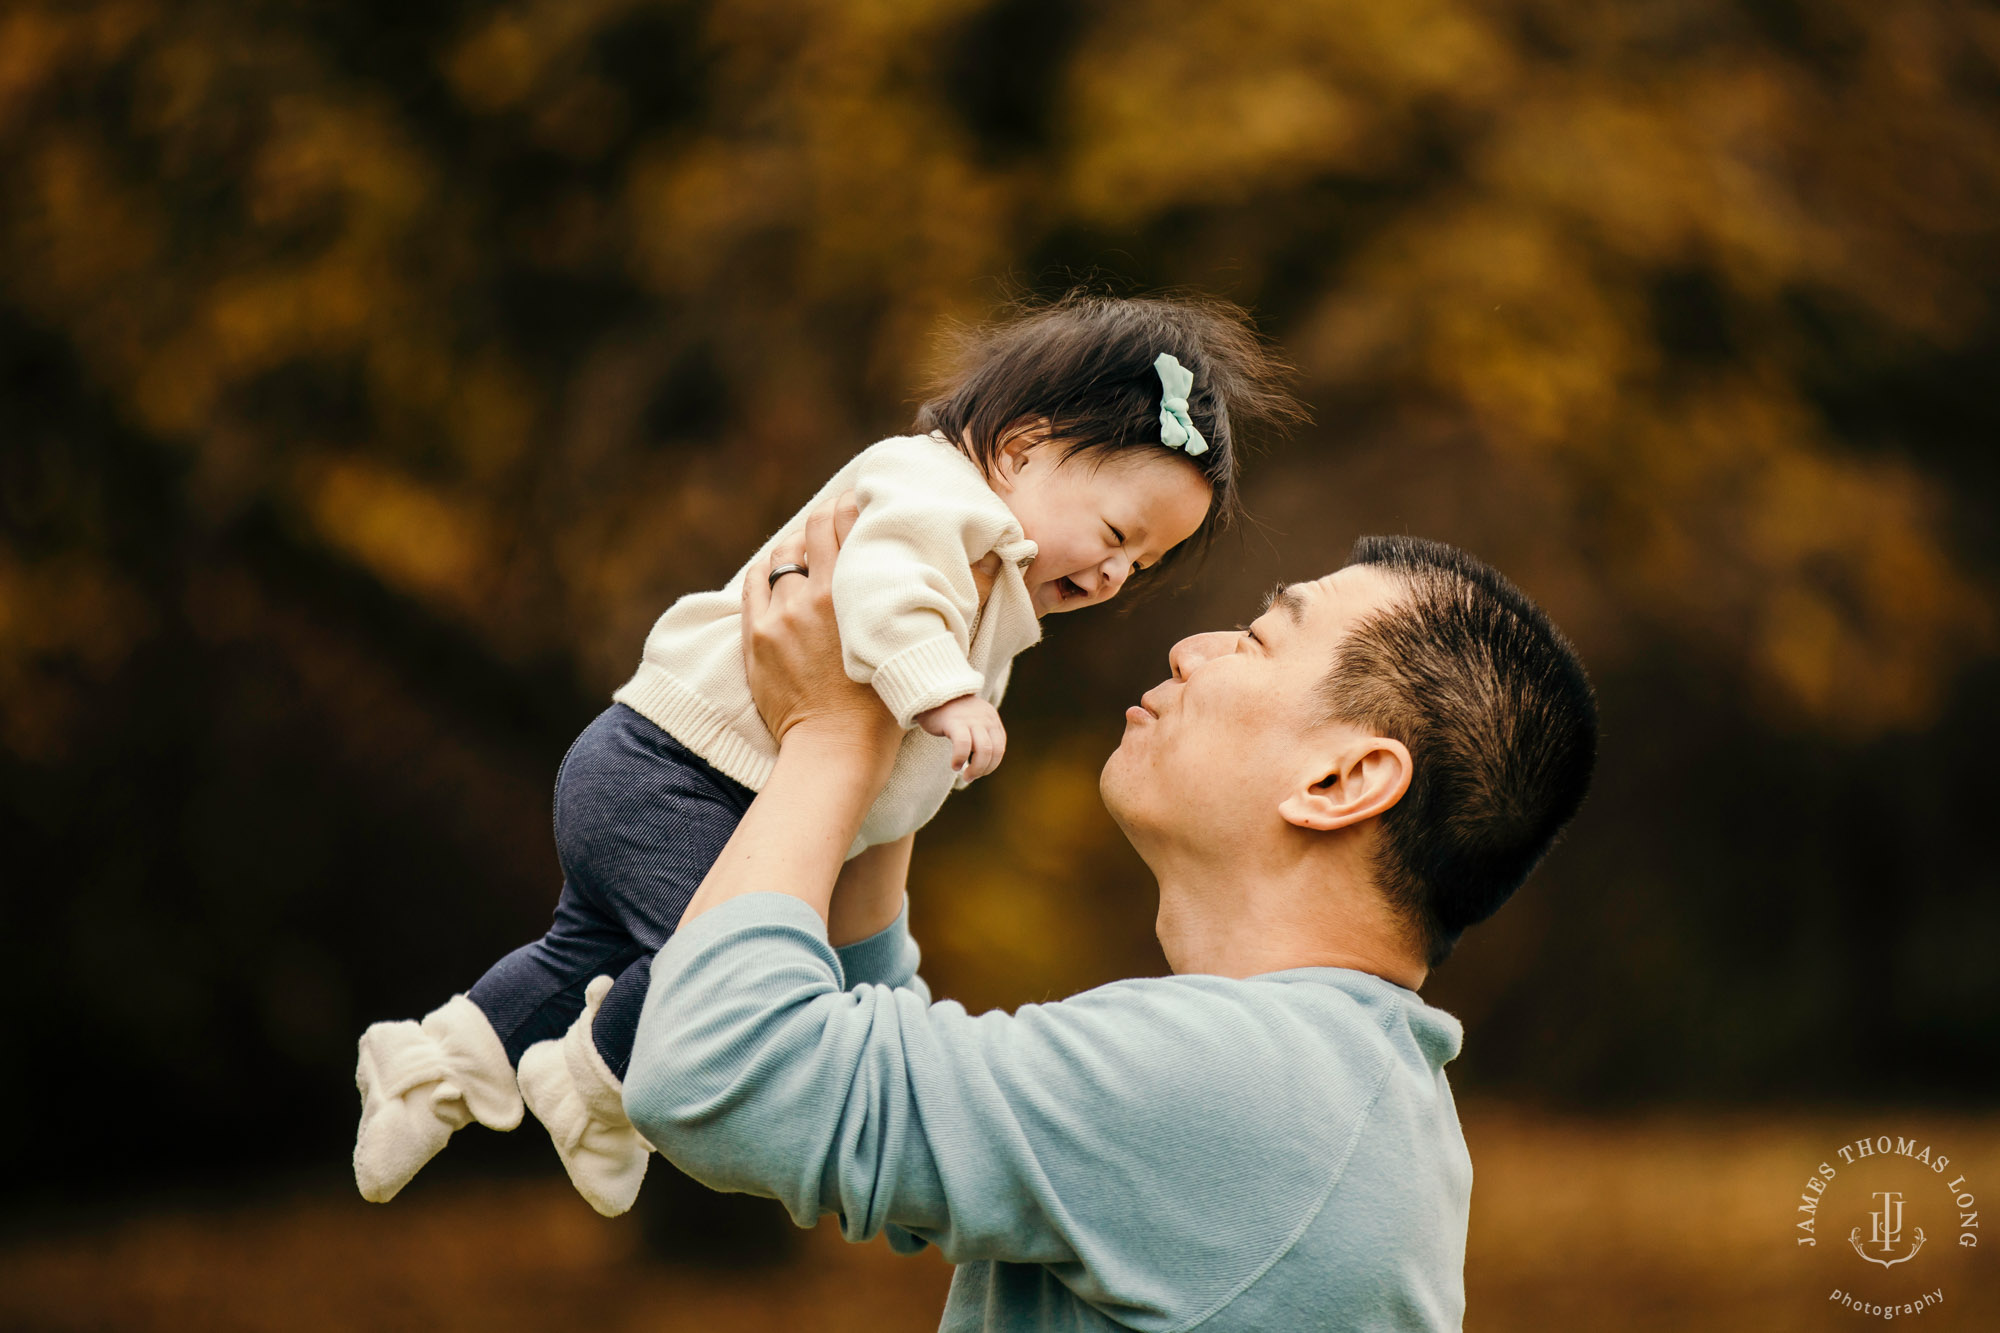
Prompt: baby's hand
<box><xmin>914</xmin><ymin>695</ymin><xmax>1007</xmax><ymax>781</ymax></box>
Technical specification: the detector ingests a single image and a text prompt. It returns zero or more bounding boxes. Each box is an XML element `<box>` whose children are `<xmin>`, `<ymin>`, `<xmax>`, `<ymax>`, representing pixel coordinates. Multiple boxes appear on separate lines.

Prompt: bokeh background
<box><xmin>3</xmin><ymin>1</ymin><xmax>1997</xmax><ymax>1329</ymax></box>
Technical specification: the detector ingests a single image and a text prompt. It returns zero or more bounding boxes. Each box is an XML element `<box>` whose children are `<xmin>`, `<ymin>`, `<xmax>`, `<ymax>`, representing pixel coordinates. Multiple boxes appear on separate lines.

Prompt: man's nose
<box><xmin>1168</xmin><ymin>630</ymin><xmax>1236</xmax><ymax>681</ymax></box>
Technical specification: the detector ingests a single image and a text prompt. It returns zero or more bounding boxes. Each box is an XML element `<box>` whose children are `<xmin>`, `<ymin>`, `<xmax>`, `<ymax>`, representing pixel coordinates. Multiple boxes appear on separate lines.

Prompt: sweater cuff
<box><xmin>832</xmin><ymin>896</ymin><xmax>921</xmax><ymax>990</ymax></box>
<box><xmin>869</xmin><ymin>634</ymin><xmax>985</xmax><ymax>729</ymax></box>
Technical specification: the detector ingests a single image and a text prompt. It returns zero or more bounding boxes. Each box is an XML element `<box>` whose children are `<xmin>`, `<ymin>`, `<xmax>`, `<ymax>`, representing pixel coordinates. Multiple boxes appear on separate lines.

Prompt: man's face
<box><xmin>1100</xmin><ymin>565</ymin><xmax>1406</xmax><ymax>851</ymax></box>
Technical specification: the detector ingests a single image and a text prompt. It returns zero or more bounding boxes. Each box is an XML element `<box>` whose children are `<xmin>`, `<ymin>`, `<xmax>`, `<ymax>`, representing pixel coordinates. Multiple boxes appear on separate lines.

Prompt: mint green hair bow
<box><xmin>1153</xmin><ymin>353</ymin><xmax>1209</xmax><ymax>457</ymax></box>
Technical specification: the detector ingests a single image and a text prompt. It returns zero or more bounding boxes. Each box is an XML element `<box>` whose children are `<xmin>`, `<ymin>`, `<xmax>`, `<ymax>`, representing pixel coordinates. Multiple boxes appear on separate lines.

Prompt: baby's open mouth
<box><xmin>1056</xmin><ymin>576</ymin><xmax>1086</xmax><ymax>602</ymax></box>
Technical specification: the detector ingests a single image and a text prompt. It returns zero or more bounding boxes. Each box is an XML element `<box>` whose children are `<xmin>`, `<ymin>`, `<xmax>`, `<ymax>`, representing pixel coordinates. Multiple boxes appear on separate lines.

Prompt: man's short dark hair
<box><xmin>1320</xmin><ymin>536</ymin><xmax>1598</xmax><ymax>969</ymax></box>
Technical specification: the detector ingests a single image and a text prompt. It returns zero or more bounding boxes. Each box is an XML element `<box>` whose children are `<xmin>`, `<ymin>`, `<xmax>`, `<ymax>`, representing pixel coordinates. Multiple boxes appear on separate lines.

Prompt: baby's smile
<box><xmin>1001</xmin><ymin>449</ymin><xmax>1214</xmax><ymax>618</ymax></box>
<box><xmin>1027</xmin><ymin>562</ymin><xmax>1113</xmax><ymax>617</ymax></box>
<box><xmin>1048</xmin><ymin>572</ymin><xmax>1093</xmax><ymax>607</ymax></box>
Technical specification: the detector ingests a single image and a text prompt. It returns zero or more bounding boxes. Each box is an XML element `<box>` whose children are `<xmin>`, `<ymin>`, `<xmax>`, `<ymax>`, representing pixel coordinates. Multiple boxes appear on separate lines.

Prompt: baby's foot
<box><xmin>518</xmin><ymin>975</ymin><xmax>651</xmax><ymax>1217</ymax></box>
<box><xmin>353</xmin><ymin>995</ymin><xmax>521</xmax><ymax>1202</ymax></box>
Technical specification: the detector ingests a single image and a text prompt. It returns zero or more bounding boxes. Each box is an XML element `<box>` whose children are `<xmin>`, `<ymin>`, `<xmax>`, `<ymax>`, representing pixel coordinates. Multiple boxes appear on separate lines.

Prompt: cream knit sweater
<box><xmin>612</xmin><ymin>433</ymin><xmax>1041</xmax><ymax>855</ymax></box>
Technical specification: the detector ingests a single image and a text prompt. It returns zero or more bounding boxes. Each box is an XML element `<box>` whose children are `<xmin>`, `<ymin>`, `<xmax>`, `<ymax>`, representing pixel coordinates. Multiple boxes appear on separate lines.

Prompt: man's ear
<box><xmin>1278</xmin><ymin>736</ymin><xmax>1413</xmax><ymax>832</ymax></box>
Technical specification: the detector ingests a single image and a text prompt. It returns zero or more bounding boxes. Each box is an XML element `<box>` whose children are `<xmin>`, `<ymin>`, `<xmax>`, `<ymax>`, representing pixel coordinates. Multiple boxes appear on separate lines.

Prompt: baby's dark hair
<box><xmin>914</xmin><ymin>291</ymin><xmax>1303</xmax><ymax>569</ymax></box>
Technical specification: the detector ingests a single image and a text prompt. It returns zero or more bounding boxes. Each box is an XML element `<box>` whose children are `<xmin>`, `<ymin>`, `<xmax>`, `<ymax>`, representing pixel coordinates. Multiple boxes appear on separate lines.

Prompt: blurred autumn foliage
<box><xmin>3</xmin><ymin>0</ymin><xmax>1998</xmax><ymax>1212</ymax></box>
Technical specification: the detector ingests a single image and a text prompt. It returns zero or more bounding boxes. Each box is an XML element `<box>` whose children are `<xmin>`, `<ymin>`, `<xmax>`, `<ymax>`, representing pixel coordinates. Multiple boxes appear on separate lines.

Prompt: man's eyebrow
<box><xmin>1259</xmin><ymin>583</ymin><xmax>1308</xmax><ymax>626</ymax></box>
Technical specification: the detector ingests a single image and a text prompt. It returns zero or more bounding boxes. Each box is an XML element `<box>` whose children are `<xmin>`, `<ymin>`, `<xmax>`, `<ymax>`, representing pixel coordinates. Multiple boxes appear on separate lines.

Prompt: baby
<box><xmin>351</xmin><ymin>293</ymin><xmax>1288</xmax><ymax>1216</ymax></box>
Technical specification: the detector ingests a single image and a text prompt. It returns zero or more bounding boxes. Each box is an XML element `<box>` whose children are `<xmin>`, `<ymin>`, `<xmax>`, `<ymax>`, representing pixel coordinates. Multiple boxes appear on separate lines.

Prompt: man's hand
<box><xmin>742</xmin><ymin>493</ymin><xmax>899</xmax><ymax>781</ymax></box>
<box><xmin>679</xmin><ymin>493</ymin><xmax>897</xmax><ymax>932</ymax></box>
<box><xmin>915</xmin><ymin>694</ymin><xmax>1007</xmax><ymax>781</ymax></box>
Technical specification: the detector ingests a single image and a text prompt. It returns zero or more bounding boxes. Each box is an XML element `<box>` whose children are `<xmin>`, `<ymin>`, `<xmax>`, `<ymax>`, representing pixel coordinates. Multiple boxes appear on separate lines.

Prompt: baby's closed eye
<box><xmin>1105</xmin><ymin>523</ymin><xmax>1146</xmax><ymax>574</ymax></box>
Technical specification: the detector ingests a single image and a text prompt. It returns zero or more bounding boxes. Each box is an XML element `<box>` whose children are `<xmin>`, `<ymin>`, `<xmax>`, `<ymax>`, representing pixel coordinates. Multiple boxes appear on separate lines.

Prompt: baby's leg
<box><xmin>550</xmin><ymin>704</ymin><xmax>757</xmax><ymax>1078</ymax></box>
<box><xmin>513</xmin><ymin>703</ymin><xmax>755</xmax><ymax>1215</ymax></box>
<box><xmin>465</xmin><ymin>879</ymin><xmax>639</xmax><ymax>1066</ymax></box>
<box><xmin>591</xmin><ymin>953</ymin><xmax>653</xmax><ymax>1082</ymax></box>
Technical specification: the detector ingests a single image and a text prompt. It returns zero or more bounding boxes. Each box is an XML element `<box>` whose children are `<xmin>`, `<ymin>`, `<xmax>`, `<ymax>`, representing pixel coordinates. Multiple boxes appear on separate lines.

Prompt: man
<box><xmin>624</xmin><ymin>502</ymin><xmax>1597</xmax><ymax>1331</ymax></box>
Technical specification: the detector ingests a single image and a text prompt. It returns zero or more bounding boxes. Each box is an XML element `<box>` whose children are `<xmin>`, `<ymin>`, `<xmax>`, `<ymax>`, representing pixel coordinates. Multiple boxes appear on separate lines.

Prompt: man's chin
<box><xmin>1098</xmin><ymin>739</ymin><xmax>1142</xmax><ymax>822</ymax></box>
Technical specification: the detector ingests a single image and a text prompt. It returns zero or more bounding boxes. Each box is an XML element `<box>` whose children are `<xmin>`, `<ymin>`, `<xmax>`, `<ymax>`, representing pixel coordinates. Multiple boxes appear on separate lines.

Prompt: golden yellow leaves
<box><xmin>0</xmin><ymin>551</ymin><xmax>152</xmax><ymax>763</ymax></box>
<box><xmin>0</xmin><ymin>8</ymin><xmax>73</xmax><ymax>137</ymax></box>
<box><xmin>1616</xmin><ymin>386</ymin><xmax>1989</xmax><ymax>734</ymax></box>
<box><xmin>293</xmin><ymin>455</ymin><xmax>497</xmax><ymax>619</ymax></box>
<box><xmin>0</xmin><ymin>3</ymin><xmax>149</xmax><ymax>137</ymax></box>
<box><xmin>3</xmin><ymin>0</ymin><xmax>1996</xmax><ymax>746</ymax></box>
<box><xmin>1286</xmin><ymin>8</ymin><xmax>2000</xmax><ymax>733</ymax></box>
<box><xmin>17</xmin><ymin>132</ymin><xmax>163</xmax><ymax>302</ymax></box>
<box><xmin>1065</xmin><ymin>0</ymin><xmax>1508</xmax><ymax>224</ymax></box>
<box><xmin>626</xmin><ymin>5</ymin><xmax>1011</xmax><ymax>309</ymax></box>
<box><xmin>447</xmin><ymin>11</ymin><xmax>558</xmax><ymax>114</ymax></box>
<box><xmin>445</xmin><ymin>0</ymin><xmax>646</xmax><ymax>159</ymax></box>
<box><xmin>1482</xmin><ymin>71</ymin><xmax>1834</xmax><ymax>285</ymax></box>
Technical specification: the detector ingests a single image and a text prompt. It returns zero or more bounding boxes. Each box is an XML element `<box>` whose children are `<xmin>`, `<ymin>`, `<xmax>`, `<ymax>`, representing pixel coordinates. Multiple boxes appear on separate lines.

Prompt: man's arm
<box><xmin>629</xmin><ymin>893</ymin><xmax>1079</xmax><ymax>1261</ymax></box>
<box><xmin>626</xmin><ymin>894</ymin><xmax>1352</xmax><ymax>1311</ymax></box>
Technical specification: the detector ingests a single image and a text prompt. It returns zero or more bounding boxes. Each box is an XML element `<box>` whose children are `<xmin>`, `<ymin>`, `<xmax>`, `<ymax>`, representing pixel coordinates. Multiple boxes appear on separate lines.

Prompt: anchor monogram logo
<box><xmin>1849</xmin><ymin>1190</ymin><xmax>1926</xmax><ymax>1269</ymax></box>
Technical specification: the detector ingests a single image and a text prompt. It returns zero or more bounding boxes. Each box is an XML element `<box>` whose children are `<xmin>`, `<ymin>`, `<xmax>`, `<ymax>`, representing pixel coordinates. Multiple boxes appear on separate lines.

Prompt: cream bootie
<box><xmin>517</xmin><ymin>975</ymin><xmax>651</xmax><ymax>1217</ymax></box>
<box><xmin>353</xmin><ymin>994</ymin><xmax>523</xmax><ymax>1203</ymax></box>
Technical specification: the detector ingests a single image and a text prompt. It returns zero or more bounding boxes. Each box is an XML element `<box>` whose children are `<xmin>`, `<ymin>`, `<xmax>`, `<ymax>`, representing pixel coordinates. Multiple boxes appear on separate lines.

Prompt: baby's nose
<box><xmin>1099</xmin><ymin>554</ymin><xmax>1133</xmax><ymax>593</ymax></box>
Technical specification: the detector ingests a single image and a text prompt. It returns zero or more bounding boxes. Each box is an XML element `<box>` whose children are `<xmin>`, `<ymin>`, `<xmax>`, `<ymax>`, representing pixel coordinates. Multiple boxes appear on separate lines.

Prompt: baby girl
<box><xmin>351</xmin><ymin>293</ymin><xmax>1285</xmax><ymax>1216</ymax></box>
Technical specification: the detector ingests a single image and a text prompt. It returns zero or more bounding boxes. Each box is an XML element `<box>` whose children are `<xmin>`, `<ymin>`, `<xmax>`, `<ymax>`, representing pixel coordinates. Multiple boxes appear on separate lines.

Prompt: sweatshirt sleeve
<box><xmin>830</xmin><ymin>438</ymin><xmax>1024</xmax><ymax>728</ymax></box>
<box><xmin>624</xmin><ymin>894</ymin><xmax>1369</xmax><ymax>1317</ymax></box>
<box><xmin>830</xmin><ymin>896</ymin><xmax>932</xmax><ymax>1005</ymax></box>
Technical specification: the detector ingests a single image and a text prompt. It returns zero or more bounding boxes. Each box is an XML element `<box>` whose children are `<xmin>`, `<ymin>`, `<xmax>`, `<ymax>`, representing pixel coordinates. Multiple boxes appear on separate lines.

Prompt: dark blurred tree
<box><xmin>2</xmin><ymin>0</ymin><xmax>1997</xmax><ymax>1213</ymax></box>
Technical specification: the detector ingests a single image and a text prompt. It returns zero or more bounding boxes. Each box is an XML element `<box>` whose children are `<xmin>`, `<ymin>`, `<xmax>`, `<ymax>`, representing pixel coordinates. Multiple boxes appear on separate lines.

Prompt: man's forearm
<box><xmin>679</xmin><ymin>727</ymin><xmax>888</xmax><ymax>929</ymax></box>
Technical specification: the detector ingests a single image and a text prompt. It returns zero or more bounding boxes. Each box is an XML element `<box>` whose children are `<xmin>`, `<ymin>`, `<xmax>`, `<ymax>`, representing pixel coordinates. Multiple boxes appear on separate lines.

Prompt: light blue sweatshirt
<box><xmin>627</xmin><ymin>894</ymin><xmax>1473</xmax><ymax>1332</ymax></box>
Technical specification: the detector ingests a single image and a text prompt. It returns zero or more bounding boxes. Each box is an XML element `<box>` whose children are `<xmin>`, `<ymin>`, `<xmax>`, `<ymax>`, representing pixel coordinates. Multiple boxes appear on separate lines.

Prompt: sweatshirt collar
<box><xmin>1253</xmin><ymin>965</ymin><xmax>1466</xmax><ymax>1067</ymax></box>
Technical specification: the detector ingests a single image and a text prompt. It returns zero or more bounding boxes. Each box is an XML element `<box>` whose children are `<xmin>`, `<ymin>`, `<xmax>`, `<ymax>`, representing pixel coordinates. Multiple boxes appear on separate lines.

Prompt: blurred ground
<box><xmin>5</xmin><ymin>1105</ymin><xmax>1992</xmax><ymax>1333</ymax></box>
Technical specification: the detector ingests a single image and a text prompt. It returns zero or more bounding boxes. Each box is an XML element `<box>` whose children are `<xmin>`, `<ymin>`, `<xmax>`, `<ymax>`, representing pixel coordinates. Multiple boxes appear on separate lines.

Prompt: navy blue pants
<box><xmin>467</xmin><ymin>703</ymin><xmax>755</xmax><ymax>1080</ymax></box>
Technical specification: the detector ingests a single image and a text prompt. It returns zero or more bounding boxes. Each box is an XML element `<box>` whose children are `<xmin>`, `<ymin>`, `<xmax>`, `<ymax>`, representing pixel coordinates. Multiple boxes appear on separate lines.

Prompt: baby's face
<box><xmin>992</xmin><ymin>442</ymin><xmax>1214</xmax><ymax>617</ymax></box>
